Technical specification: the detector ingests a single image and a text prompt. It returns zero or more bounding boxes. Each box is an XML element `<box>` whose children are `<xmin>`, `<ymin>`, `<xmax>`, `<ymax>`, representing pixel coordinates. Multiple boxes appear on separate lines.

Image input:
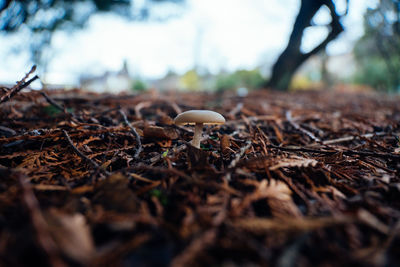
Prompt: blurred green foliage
<box><xmin>215</xmin><ymin>69</ymin><xmax>265</xmax><ymax>91</ymax></box>
<box><xmin>178</xmin><ymin>68</ymin><xmax>265</xmax><ymax>91</ymax></box>
<box><xmin>215</xmin><ymin>73</ymin><xmax>238</xmax><ymax>91</ymax></box>
<box><xmin>42</xmin><ymin>105</ymin><xmax>74</xmax><ymax>117</ymax></box>
<box><xmin>131</xmin><ymin>79</ymin><xmax>147</xmax><ymax>92</ymax></box>
<box><xmin>353</xmin><ymin>0</ymin><xmax>400</xmax><ymax>92</ymax></box>
<box><xmin>43</xmin><ymin>105</ymin><xmax>62</xmax><ymax>116</ymax></box>
<box><xmin>353</xmin><ymin>57</ymin><xmax>396</xmax><ymax>91</ymax></box>
<box><xmin>180</xmin><ymin>69</ymin><xmax>201</xmax><ymax>91</ymax></box>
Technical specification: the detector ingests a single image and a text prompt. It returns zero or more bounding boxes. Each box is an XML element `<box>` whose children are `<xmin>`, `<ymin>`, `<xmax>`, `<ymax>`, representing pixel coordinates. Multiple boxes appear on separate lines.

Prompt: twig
<box><xmin>41</xmin><ymin>91</ymin><xmax>65</xmax><ymax>112</ymax></box>
<box><xmin>41</xmin><ymin>91</ymin><xmax>80</xmax><ymax>121</ymax></box>
<box><xmin>63</xmin><ymin>130</ymin><xmax>110</xmax><ymax>175</ymax></box>
<box><xmin>285</xmin><ymin>110</ymin><xmax>320</xmax><ymax>142</ymax></box>
<box><xmin>224</xmin><ymin>140</ymin><xmax>252</xmax><ymax>181</ymax></box>
<box><xmin>228</xmin><ymin>140</ymin><xmax>252</xmax><ymax>169</ymax></box>
<box><xmin>119</xmin><ymin>109</ymin><xmax>142</xmax><ymax>158</ymax></box>
<box><xmin>320</xmin><ymin>132</ymin><xmax>387</xmax><ymax>145</ymax></box>
<box><xmin>0</xmin><ymin>65</ymin><xmax>39</xmax><ymax>104</ymax></box>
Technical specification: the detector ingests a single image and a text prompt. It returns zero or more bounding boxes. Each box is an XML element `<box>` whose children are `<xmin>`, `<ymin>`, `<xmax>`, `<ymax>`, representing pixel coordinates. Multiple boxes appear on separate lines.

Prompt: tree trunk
<box><xmin>266</xmin><ymin>0</ymin><xmax>344</xmax><ymax>91</ymax></box>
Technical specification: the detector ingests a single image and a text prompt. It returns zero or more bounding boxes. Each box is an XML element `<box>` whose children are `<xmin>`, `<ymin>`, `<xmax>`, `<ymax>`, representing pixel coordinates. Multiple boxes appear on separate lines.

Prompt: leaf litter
<box><xmin>0</xmin><ymin>71</ymin><xmax>400</xmax><ymax>266</ymax></box>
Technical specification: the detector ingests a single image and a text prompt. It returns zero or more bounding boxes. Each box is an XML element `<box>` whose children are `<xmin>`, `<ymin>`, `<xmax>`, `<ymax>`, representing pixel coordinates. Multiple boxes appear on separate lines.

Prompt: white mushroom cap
<box><xmin>174</xmin><ymin>110</ymin><xmax>225</xmax><ymax>125</ymax></box>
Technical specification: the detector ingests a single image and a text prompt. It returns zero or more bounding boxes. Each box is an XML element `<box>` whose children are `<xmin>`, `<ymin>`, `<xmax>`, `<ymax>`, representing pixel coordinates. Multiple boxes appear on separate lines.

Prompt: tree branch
<box><xmin>302</xmin><ymin>0</ymin><xmax>344</xmax><ymax>61</ymax></box>
<box><xmin>0</xmin><ymin>66</ymin><xmax>38</xmax><ymax>104</ymax></box>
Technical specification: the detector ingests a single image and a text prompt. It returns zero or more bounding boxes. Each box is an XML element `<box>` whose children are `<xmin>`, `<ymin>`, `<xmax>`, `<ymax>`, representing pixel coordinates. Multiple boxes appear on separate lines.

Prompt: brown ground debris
<box><xmin>0</xmin><ymin>80</ymin><xmax>400</xmax><ymax>266</ymax></box>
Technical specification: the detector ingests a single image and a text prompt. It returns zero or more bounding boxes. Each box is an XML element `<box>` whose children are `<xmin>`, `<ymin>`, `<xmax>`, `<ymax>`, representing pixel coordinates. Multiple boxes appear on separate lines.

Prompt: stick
<box><xmin>228</xmin><ymin>140</ymin><xmax>252</xmax><ymax>169</ymax></box>
<box><xmin>286</xmin><ymin>110</ymin><xmax>320</xmax><ymax>142</ymax></box>
<box><xmin>41</xmin><ymin>91</ymin><xmax>65</xmax><ymax>112</ymax></box>
<box><xmin>0</xmin><ymin>67</ymin><xmax>39</xmax><ymax>104</ymax></box>
<box><xmin>224</xmin><ymin>140</ymin><xmax>252</xmax><ymax>181</ymax></box>
<box><xmin>119</xmin><ymin>109</ymin><xmax>142</xmax><ymax>158</ymax></box>
<box><xmin>41</xmin><ymin>91</ymin><xmax>80</xmax><ymax>121</ymax></box>
<box><xmin>321</xmin><ymin>132</ymin><xmax>387</xmax><ymax>145</ymax></box>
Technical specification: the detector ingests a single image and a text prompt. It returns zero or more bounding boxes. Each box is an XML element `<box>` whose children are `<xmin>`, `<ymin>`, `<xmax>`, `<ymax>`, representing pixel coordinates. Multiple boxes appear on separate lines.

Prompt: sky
<box><xmin>0</xmin><ymin>0</ymin><xmax>377</xmax><ymax>85</ymax></box>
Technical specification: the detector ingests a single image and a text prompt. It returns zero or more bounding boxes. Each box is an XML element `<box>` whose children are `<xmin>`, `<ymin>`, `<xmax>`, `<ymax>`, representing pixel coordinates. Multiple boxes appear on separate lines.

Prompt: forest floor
<box><xmin>1</xmin><ymin>72</ymin><xmax>400</xmax><ymax>266</ymax></box>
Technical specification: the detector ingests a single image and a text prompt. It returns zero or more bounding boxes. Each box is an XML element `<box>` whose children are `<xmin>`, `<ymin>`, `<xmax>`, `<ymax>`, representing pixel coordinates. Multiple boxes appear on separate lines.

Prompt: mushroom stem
<box><xmin>192</xmin><ymin>122</ymin><xmax>203</xmax><ymax>148</ymax></box>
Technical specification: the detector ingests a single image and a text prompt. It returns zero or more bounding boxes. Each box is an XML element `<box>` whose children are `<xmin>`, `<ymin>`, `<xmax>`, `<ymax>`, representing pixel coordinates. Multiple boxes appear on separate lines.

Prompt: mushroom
<box><xmin>174</xmin><ymin>110</ymin><xmax>225</xmax><ymax>148</ymax></box>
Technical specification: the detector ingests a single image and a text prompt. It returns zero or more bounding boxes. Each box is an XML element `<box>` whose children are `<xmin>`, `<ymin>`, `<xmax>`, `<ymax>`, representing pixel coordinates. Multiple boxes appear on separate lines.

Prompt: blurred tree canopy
<box><xmin>0</xmin><ymin>0</ymin><xmax>184</xmax><ymax>69</ymax></box>
<box><xmin>353</xmin><ymin>0</ymin><xmax>400</xmax><ymax>92</ymax></box>
<box><xmin>0</xmin><ymin>0</ymin><xmax>184</xmax><ymax>32</ymax></box>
